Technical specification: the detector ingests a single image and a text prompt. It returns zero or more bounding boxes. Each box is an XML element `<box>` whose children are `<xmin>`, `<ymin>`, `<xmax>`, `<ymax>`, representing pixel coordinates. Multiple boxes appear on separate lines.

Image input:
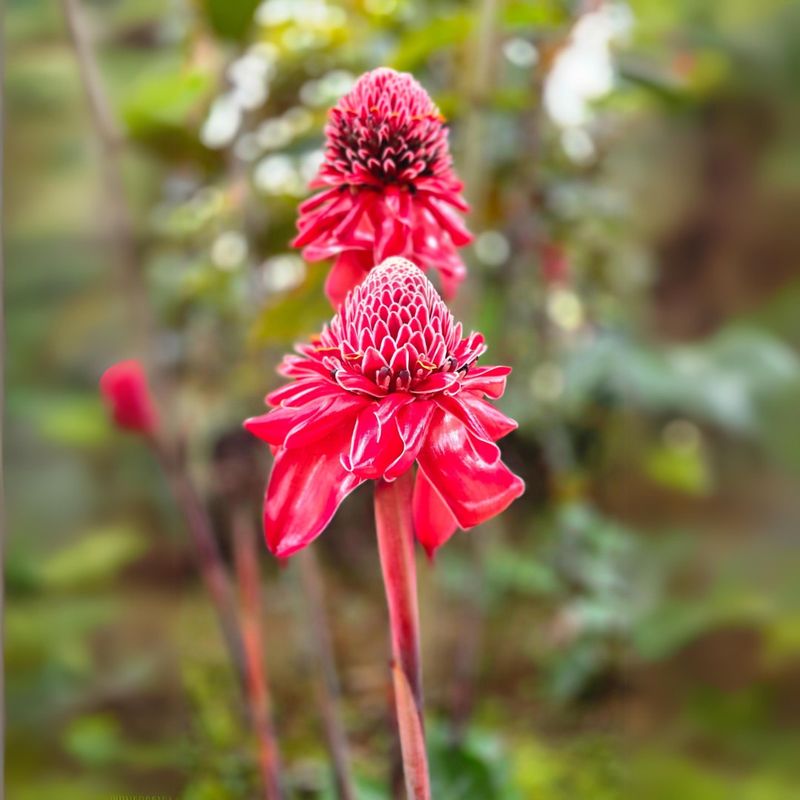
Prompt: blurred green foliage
<box><xmin>6</xmin><ymin>0</ymin><xmax>800</xmax><ymax>797</ymax></box>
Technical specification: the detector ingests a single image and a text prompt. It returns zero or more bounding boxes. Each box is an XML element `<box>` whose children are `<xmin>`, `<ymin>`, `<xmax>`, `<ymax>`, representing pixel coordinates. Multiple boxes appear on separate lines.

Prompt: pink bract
<box><xmin>245</xmin><ymin>258</ymin><xmax>524</xmax><ymax>558</ymax></box>
<box><xmin>293</xmin><ymin>68</ymin><xmax>472</xmax><ymax>307</ymax></box>
<box><xmin>100</xmin><ymin>360</ymin><xmax>159</xmax><ymax>436</ymax></box>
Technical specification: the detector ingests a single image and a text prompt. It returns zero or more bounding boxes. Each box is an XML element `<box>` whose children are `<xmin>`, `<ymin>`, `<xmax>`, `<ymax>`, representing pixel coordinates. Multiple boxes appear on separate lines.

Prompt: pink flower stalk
<box><xmin>100</xmin><ymin>359</ymin><xmax>159</xmax><ymax>436</ymax></box>
<box><xmin>293</xmin><ymin>68</ymin><xmax>473</xmax><ymax>308</ymax></box>
<box><xmin>244</xmin><ymin>257</ymin><xmax>524</xmax><ymax>559</ymax></box>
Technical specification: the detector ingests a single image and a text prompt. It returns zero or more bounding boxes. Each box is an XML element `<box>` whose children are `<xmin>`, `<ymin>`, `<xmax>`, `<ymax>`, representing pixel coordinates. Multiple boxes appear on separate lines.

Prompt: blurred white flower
<box><xmin>212</xmin><ymin>231</ymin><xmax>248</xmax><ymax>270</ymax></box>
<box><xmin>254</xmin><ymin>154</ymin><xmax>305</xmax><ymax>196</ymax></box>
<box><xmin>201</xmin><ymin>94</ymin><xmax>242</xmax><ymax>149</ymax></box>
<box><xmin>474</xmin><ymin>230</ymin><xmax>511</xmax><ymax>267</ymax></box>
<box><xmin>561</xmin><ymin>127</ymin><xmax>596</xmax><ymax>163</ymax></box>
<box><xmin>503</xmin><ymin>37</ymin><xmax>538</xmax><ymax>69</ymax></box>
<box><xmin>544</xmin><ymin>3</ymin><xmax>633</xmax><ymax>136</ymax></box>
<box><xmin>261</xmin><ymin>254</ymin><xmax>306</xmax><ymax>292</ymax></box>
<box><xmin>301</xmin><ymin>70</ymin><xmax>355</xmax><ymax>107</ymax></box>
<box><xmin>256</xmin><ymin>118</ymin><xmax>295</xmax><ymax>150</ymax></box>
<box><xmin>201</xmin><ymin>44</ymin><xmax>278</xmax><ymax>150</ymax></box>
<box><xmin>299</xmin><ymin>149</ymin><xmax>324</xmax><ymax>183</ymax></box>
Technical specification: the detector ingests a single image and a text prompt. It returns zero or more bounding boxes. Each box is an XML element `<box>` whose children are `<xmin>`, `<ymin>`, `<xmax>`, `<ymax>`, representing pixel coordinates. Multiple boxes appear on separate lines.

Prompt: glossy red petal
<box><xmin>435</xmin><ymin>393</ymin><xmax>517</xmax><ymax>443</ymax></box>
<box><xmin>412</xmin><ymin>468</ymin><xmax>458</xmax><ymax>558</ymax></box>
<box><xmin>266</xmin><ymin>379</ymin><xmax>338</xmax><ymax>408</ymax></box>
<box><xmin>417</xmin><ymin>409</ymin><xmax>524</xmax><ymax>529</ymax></box>
<box><xmin>283</xmin><ymin>394</ymin><xmax>368</xmax><ymax>448</ymax></box>
<box><xmin>264</xmin><ymin>427</ymin><xmax>363</xmax><ymax>557</ymax></box>
<box><xmin>384</xmin><ymin>399</ymin><xmax>436</xmax><ymax>481</ymax></box>
<box><xmin>343</xmin><ymin>405</ymin><xmax>404</xmax><ymax>480</ymax></box>
<box><xmin>460</xmin><ymin>365</ymin><xmax>511</xmax><ymax>399</ymax></box>
<box><xmin>244</xmin><ymin>401</ymin><xmax>327</xmax><ymax>447</ymax></box>
<box><xmin>325</xmin><ymin>251</ymin><xmax>371</xmax><ymax>308</ymax></box>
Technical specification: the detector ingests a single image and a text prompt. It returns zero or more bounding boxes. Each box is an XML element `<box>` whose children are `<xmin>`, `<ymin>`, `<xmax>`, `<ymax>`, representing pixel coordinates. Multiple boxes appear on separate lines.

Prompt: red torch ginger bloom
<box><xmin>100</xmin><ymin>360</ymin><xmax>159</xmax><ymax>436</ymax></box>
<box><xmin>293</xmin><ymin>68</ymin><xmax>472</xmax><ymax>308</ymax></box>
<box><xmin>245</xmin><ymin>258</ymin><xmax>524</xmax><ymax>558</ymax></box>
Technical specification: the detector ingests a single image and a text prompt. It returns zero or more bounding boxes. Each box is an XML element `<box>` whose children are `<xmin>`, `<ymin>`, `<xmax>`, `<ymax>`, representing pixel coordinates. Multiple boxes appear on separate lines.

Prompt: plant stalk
<box><xmin>153</xmin><ymin>442</ymin><xmax>248</xmax><ymax>688</ymax></box>
<box><xmin>374</xmin><ymin>471</ymin><xmax>431</xmax><ymax>800</ymax></box>
<box><xmin>232</xmin><ymin>507</ymin><xmax>286</xmax><ymax>800</ymax></box>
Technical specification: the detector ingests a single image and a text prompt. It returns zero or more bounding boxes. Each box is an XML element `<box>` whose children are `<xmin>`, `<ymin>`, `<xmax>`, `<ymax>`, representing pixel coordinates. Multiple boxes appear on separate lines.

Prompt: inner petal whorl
<box><xmin>318</xmin><ymin>258</ymin><xmax>485</xmax><ymax>394</ymax></box>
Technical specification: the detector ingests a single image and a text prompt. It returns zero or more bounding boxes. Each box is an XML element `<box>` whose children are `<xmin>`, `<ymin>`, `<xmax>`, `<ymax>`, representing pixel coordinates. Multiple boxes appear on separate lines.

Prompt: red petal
<box><xmin>245</xmin><ymin>401</ymin><xmax>328</xmax><ymax>447</ymax></box>
<box><xmin>266</xmin><ymin>379</ymin><xmax>338</xmax><ymax>408</ymax></box>
<box><xmin>284</xmin><ymin>394</ymin><xmax>368</xmax><ymax>448</ymax></box>
<box><xmin>384</xmin><ymin>400</ymin><xmax>435</xmax><ymax>481</ymax></box>
<box><xmin>421</xmin><ymin>196</ymin><xmax>473</xmax><ymax>246</ymax></box>
<box><xmin>413</xmin><ymin>468</ymin><xmax>458</xmax><ymax>558</ymax></box>
<box><xmin>417</xmin><ymin>409</ymin><xmax>524</xmax><ymax>529</ymax></box>
<box><xmin>461</xmin><ymin>365</ymin><xmax>511</xmax><ymax>399</ymax></box>
<box><xmin>409</xmin><ymin>371</ymin><xmax>459</xmax><ymax>396</ymax></box>
<box><xmin>264</xmin><ymin>427</ymin><xmax>363</xmax><ymax>557</ymax></box>
<box><xmin>343</xmin><ymin>404</ymin><xmax>404</xmax><ymax>479</ymax></box>
<box><xmin>325</xmin><ymin>252</ymin><xmax>371</xmax><ymax>307</ymax></box>
<box><xmin>435</xmin><ymin>393</ymin><xmax>517</xmax><ymax>443</ymax></box>
<box><xmin>335</xmin><ymin>370</ymin><xmax>386</xmax><ymax>397</ymax></box>
<box><xmin>297</xmin><ymin>186</ymin><xmax>340</xmax><ymax>215</ymax></box>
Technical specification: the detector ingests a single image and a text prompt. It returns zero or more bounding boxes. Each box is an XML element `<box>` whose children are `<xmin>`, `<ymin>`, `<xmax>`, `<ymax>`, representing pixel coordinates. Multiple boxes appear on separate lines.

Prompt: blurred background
<box><xmin>5</xmin><ymin>0</ymin><xmax>800</xmax><ymax>797</ymax></box>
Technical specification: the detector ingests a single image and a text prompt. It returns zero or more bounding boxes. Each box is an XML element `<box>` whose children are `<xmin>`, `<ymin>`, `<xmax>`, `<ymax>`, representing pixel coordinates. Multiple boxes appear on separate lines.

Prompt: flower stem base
<box><xmin>375</xmin><ymin>470</ymin><xmax>431</xmax><ymax>800</ymax></box>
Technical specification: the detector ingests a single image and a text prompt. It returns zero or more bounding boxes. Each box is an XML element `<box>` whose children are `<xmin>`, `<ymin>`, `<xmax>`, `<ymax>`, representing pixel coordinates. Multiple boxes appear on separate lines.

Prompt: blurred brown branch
<box><xmin>59</xmin><ymin>0</ymin><xmax>152</xmax><ymax>356</ymax></box>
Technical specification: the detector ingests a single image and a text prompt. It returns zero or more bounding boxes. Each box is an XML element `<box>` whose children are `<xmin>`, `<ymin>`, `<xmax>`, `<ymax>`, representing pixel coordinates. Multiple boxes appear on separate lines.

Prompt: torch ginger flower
<box><xmin>245</xmin><ymin>257</ymin><xmax>524</xmax><ymax>558</ymax></box>
<box><xmin>293</xmin><ymin>68</ymin><xmax>472</xmax><ymax>307</ymax></box>
<box><xmin>100</xmin><ymin>360</ymin><xmax>159</xmax><ymax>436</ymax></box>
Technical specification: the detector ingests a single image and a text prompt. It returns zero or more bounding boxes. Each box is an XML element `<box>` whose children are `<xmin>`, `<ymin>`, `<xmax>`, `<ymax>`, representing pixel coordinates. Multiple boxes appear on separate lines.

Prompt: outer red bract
<box><xmin>293</xmin><ymin>68</ymin><xmax>472</xmax><ymax>308</ymax></box>
<box><xmin>100</xmin><ymin>360</ymin><xmax>159</xmax><ymax>436</ymax></box>
<box><xmin>245</xmin><ymin>258</ymin><xmax>524</xmax><ymax>558</ymax></box>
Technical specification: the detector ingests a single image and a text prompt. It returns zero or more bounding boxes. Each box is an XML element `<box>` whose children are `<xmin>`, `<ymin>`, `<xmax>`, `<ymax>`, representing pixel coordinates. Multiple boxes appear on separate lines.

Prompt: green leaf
<box><xmin>122</xmin><ymin>68</ymin><xmax>212</xmax><ymax>138</ymax></box>
<box><xmin>250</xmin><ymin>266</ymin><xmax>331</xmax><ymax>345</ymax></box>
<box><xmin>389</xmin><ymin>12</ymin><xmax>475</xmax><ymax>72</ymax></box>
<box><xmin>64</xmin><ymin>714</ymin><xmax>124</xmax><ymax>768</ymax></box>
<box><xmin>199</xmin><ymin>0</ymin><xmax>260</xmax><ymax>41</ymax></box>
<box><xmin>38</xmin><ymin>525</ymin><xmax>147</xmax><ymax>590</ymax></box>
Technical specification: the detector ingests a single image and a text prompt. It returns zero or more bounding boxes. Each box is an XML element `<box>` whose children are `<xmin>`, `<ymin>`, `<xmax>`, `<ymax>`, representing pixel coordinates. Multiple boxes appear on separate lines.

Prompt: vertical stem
<box><xmin>297</xmin><ymin>550</ymin><xmax>357</xmax><ymax>800</ymax></box>
<box><xmin>0</xmin><ymin>4</ymin><xmax>6</xmax><ymax>793</ymax></box>
<box><xmin>59</xmin><ymin>0</ymin><xmax>152</xmax><ymax>357</ymax></box>
<box><xmin>374</xmin><ymin>471</ymin><xmax>431</xmax><ymax>800</ymax></box>
<box><xmin>232</xmin><ymin>507</ymin><xmax>285</xmax><ymax>800</ymax></box>
<box><xmin>153</xmin><ymin>443</ymin><xmax>248</xmax><ymax>689</ymax></box>
<box><xmin>460</xmin><ymin>0</ymin><xmax>499</xmax><ymax>215</ymax></box>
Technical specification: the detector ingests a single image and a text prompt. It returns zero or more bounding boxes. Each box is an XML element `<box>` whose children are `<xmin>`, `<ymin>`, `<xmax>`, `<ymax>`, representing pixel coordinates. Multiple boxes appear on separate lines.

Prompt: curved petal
<box><xmin>266</xmin><ymin>378</ymin><xmax>339</xmax><ymax>408</ymax></box>
<box><xmin>245</xmin><ymin>400</ymin><xmax>330</xmax><ymax>447</ymax></box>
<box><xmin>409</xmin><ymin>371</ymin><xmax>460</xmax><ymax>396</ymax></box>
<box><xmin>460</xmin><ymin>365</ymin><xmax>511</xmax><ymax>399</ymax></box>
<box><xmin>417</xmin><ymin>409</ymin><xmax>524</xmax><ymax>529</ymax></box>
<box><xmin>413</xmin><ymin>468</ymin><xmax>458</xmax><ymax>559</ymax></box>
<box><xmin>335</xmin><ymin>370</ymin><xmax>386</xmax><ymax>397</ymax></box>
<box><xmin>342</xmin><ymin>404</ymin><xmax>404</xmax><ymax>480</ymax></box>
<box><xmin>264</xmin><ymin>426</ymin><xmax>363</xmax><ymax>557</ymax></box>
<box><xmin>325</xmin><ymin>251</ymin><xmax>371</xmax><ymax>308</ymax></box>
<box><xmin>435</xmin><ymin>393</ymin><xmax>517</xmax><ymax>443</ymax></box>
<box><xmin>384</xmin><ymin>400</ymin><xmax>436</xmax><ymax>481</ymax></box>
<box><xmin>283</xmin><ymin>393</ymin><xmax>368</xmax><ymax>448</ymax></box>
<box><xmin>421</xmin><ymin>196</ymin><xmax>473</xmax><ymax>246</ymax></box>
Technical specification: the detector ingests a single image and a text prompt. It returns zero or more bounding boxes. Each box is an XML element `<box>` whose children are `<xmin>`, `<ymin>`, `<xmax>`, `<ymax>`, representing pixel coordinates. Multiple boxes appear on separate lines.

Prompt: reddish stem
<box><xmin>232</xmin><ymin>507</ymin><xmax>285</xmax><ymax>800</ymax></box>
<box><xmin>153</xmin><ymin>441</ymin><xmax>247</xmax><ymax>687</ymax></box>
<box><xmin>374</xmin><ymin>471</ymin><xmax>431</xmax><ymax>800</ymax></box>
